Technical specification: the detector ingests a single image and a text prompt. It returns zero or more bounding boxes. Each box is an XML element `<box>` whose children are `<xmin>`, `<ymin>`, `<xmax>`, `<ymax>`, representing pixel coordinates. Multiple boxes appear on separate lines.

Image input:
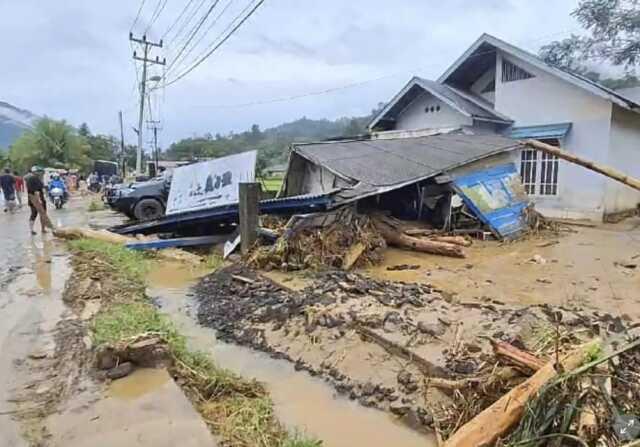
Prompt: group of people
<box><xmin>0</xmin><ymin>166</ymin><xmax>57</xmax><ymax>235</ymax></box>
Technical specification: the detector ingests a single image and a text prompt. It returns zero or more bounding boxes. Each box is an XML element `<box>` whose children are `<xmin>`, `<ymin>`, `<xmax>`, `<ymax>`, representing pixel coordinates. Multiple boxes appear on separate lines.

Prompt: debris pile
<box><xmin>249</xmin><ymin>208</ymin><xmax>387</xmax><ymax>270</ymax></box>
<box><xmin>194</xmin><ymin>265</ymin><xmax>640</xmax><ymax>445</ymax></box>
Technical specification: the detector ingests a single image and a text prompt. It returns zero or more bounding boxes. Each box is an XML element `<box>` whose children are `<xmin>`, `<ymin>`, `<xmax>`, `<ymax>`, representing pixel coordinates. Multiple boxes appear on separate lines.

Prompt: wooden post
<box><xmin>239</xmin><ymin>182</ymin><xmax>260</xmax><ymax>255</ymax></box>
<box><xmin>523</xmin><ymin>139</ymin><xmax>640</xmax><ymax>191</ymax></box>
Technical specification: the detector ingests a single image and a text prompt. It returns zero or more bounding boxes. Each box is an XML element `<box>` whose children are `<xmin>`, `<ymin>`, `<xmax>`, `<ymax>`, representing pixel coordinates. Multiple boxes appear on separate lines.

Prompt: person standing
<box><xmin>13</xmin><ymin>171</ymin><xmax>24</xmax><ymax>206</ymax></box>
<box><xmin>24</xmin><ymin>166</ymin><xmax>54</xmax><ymax>235</ymax></box>
<box><xmin>0</xmin><ymin>168</ymin><xmax>16</xmax><ymax>213</ymax></box>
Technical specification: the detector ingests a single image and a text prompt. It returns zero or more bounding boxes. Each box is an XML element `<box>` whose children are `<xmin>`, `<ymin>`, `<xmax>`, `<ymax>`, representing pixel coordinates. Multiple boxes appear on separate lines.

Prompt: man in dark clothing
<box><xmin>0</xmin><ymin>168</ymin><xmax>16</xmax><ymax>213</ymax></box>
<box><xmin>25</xmin><ymin>166</ymin><xmax>53</xmax><ymax>235</ymax></box>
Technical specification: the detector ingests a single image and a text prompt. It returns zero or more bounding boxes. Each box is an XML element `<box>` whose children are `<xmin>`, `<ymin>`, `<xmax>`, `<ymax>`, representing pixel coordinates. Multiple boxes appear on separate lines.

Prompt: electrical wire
<box><xmin>130</xmin><ymin>0</ymin><xmax>147</xmax><ymax>32</ymax></box>
<box><xmin>161</xmin><ymin>0</ymin><xmax>265</xmax><ymax>88</ymax></box>
<box><xmin>163</xmin><ymin>0</ymin><xmax>208</xmax><ymax>56</ymax></box>
<box><xmin>144</xmin><ymin>0</ymin><xmax>169</xmax><ymax>36</ymax></box>
<box><xmin>162</xmin><ymin>0</ymin><xmax>197</xmax><ymax>41</ymax></box>
<box><xmin>165</xmin><ymin>0</ymin><xmax>221</xmax><ymax>73</ymax></box>
<box><xmin>164</xmin><ymin>0</ymin><xmax>235</xmax><ymax>77</ymax></box>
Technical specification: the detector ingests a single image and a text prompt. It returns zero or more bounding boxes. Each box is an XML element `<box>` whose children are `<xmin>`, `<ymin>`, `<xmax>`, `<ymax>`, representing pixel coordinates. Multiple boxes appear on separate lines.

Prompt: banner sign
<box><xmin>166</xmin><ymin>150</ymin><xmax>257</xmax><ymax>215</ymax></box>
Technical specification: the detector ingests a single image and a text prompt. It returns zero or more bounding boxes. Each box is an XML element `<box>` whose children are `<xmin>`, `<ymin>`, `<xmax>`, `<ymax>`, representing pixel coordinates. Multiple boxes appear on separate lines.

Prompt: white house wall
<box><xmin>395</xmin><ymin>92</ymin><xmax>472</xmax><ymax>130</ymax></box>
<box><xmin>603</xmin><ymin>105</ymin><xmax>640</xmax><ymax>214</ymax></box>
<box><xmin>494</xmin><ymin>52</ymin><xmax>614</xmax><ymax>220</ymax></box>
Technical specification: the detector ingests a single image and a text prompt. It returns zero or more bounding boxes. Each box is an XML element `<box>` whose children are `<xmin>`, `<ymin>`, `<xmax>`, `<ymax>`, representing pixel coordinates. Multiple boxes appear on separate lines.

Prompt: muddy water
<box><xmin>365</xmin><ymin>221</ymin><xmax>640</xmax><ymax>319</ymax></box>
<box><xmin>109</xmin><ymin>368</ymin><xmax>171</xmax><ymax>401</ymax></box>
<box><xmin>147</xmin><ymin>262</ymin><xmax>436</xmax><ymax>447</ymax></box>
<box><xmin>0</xmin><ymin>197</ymin><xmax>93</xmax><ymax>446</ymax></box>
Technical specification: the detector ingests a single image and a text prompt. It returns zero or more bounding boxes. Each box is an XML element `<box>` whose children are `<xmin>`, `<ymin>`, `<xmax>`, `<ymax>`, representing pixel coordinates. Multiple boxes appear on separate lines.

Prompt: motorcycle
<box><xmin>49</xmin><ymin>187</ymin><xmax>66</xmax><ymax>209</ymax></box>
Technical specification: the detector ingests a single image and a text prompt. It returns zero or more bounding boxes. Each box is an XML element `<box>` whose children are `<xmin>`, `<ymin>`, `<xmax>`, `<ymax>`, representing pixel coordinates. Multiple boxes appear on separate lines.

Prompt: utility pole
<box><xmin>118</xmin><ymin>110</ymin><xmax>126</xmax><ymax>177</ymax></box>
<box><xmin>146</xmin><ymin>120</ymin><xmax>162</xmax><ymax>177</ymax></box>
<box><xmin>129</xmin><ymin>33</ymin><xmax>165</xmax><ymax>175</ymax></box>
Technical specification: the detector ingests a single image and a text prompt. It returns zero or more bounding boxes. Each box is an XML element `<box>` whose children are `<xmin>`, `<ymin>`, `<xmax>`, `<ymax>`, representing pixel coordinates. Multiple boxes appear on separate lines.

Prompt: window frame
<box><xmin>519</xmin><ymin>138</ymin><xmax>561</xmax><ymax>197</ymax></box>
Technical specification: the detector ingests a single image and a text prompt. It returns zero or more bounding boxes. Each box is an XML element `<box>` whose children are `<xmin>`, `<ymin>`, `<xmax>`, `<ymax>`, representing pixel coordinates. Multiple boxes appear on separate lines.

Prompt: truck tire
<box><xmin>133</xmin><ymin>198</ymin><xmax>164</xmax><ymax>221</ymax></box>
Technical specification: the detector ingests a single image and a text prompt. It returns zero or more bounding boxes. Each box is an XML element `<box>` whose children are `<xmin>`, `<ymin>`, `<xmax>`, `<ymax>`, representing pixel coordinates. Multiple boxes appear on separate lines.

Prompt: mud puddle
<box><xmin>147</xmin><ymin>261</ymin><xmax>436</xmax><ymax>447</ymax></box>
<box><xmin>108</xmin><ymin>368</ymin><xmax>171</xmax><ymax>401</ymax></box>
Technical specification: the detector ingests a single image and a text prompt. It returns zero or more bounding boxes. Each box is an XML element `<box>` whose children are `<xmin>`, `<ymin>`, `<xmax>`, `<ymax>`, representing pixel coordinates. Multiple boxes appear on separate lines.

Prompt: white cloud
<box><xmin>0</xmin><ymin>0</ymin><xmax>581</xmax><ymax>147</ymax></box>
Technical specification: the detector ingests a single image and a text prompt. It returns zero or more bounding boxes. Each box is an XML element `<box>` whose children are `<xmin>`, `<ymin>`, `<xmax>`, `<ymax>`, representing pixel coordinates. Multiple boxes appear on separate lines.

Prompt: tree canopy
<box><xmin>540</xmin><ymin>0</ymin><xmax>640</xmax><ymax>82</ymax></box>
<box><xmin>9</xmin><ymin>118</ymin><xmax>90</xmax><ymax>173</ymax></box>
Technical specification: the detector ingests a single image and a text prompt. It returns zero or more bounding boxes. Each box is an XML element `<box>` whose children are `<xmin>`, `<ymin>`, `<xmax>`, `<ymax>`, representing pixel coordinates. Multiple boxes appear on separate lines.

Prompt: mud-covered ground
<box><xmin>194</xmin><ymin>262</ymin><xmax>635</xmax><ymax>433</ymax></box>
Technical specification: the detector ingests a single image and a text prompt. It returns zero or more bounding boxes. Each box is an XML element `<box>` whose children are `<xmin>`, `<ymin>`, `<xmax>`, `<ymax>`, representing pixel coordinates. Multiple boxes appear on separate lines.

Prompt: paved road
<box><xmin>0</xmin><ymin>198</ymin><xmax>89</xmax><ymax>447</ymax></box>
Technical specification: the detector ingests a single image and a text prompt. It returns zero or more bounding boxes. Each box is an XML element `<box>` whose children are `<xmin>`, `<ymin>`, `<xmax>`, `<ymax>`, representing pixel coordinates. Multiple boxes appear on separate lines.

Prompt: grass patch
<box><xmin>87</xmin><ymin>199</ymin><xmax>105</xmax><ymax>212</ymax></box>
<box><xmin>260</xmin><ymin>176</ymin><xmax>283</xmax><ymax>193</ymax></box>
<box><xmin>91</xmin><ymin>297</ymin><xmax>319</xmax><ymax>447</ymax></box>
<box><xmin>68</xmin><ymin>239</ymin><xmax>149</xmax><ymax>283</ymax></box>
<box><xmin>206</xmin><ymin>251</ymin><xmax>224</xmax><ymax>270</ymax></box>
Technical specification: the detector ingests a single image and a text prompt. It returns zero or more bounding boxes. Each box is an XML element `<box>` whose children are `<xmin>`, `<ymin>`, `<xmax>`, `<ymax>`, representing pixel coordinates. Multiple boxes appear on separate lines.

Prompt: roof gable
<box><xmin>368</xmin><ymin>76</ymin><xmax>511</xmax><ymax>130</ymax></box>
<box><xmin>438</xmin><ymin>33</ymin><xmax>640</xmax><ymax>113</ymax></box>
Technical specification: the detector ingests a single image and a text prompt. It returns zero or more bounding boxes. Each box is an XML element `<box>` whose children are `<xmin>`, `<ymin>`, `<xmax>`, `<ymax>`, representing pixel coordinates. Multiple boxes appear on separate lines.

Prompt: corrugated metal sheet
<box><xmin>506</xmin><ymin>123</ymin><xmax>572</xmax><ymax>140</ymax></box>
<box><xmin>294</xmin><ymin>132</ymin><xmax>522</xmax><ymax>188</ymax></box>
<box><xmin>453</xmin><ymin>163</ymin><xmax>529</xmax><ymax>239</ymax></box>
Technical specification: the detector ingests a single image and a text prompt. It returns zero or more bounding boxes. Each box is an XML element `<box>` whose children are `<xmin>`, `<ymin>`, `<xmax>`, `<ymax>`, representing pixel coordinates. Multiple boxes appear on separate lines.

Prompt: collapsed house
<box><xmin>280</xmin><ymin>129</ymin><xmax>530</xmax><ymax>239</ymax></box>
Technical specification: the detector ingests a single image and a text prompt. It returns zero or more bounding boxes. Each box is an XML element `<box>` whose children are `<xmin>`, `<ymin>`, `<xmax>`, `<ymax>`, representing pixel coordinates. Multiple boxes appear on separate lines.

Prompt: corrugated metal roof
<box><xmin>506</xmin><ymin>123</ymin><xmax>572</xmax><ymax>140</ymax></box>
<box><xmin>293</xmin><ymin>131</ymin><xmax>522</xmax><ymax>188</ymax></box>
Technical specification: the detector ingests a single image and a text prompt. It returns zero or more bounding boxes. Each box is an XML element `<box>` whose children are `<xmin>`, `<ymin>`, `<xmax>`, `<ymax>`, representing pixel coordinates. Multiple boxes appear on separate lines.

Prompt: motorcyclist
<box><xmin>48</xmin><ymin>173</ymin><xmax>69</xmax><ymax>203</ymax></box>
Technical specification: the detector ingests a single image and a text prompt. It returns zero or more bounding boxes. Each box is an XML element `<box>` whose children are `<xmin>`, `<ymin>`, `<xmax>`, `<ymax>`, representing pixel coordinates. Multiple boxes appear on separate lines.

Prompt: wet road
<box><xmin>0</xmin><ymin>198</ymin><xmax>90</xmax><ymax>447</ymax></box>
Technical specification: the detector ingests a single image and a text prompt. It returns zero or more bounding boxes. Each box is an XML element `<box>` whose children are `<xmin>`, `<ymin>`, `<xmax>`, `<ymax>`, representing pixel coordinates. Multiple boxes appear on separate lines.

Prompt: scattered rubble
<box><xmin>194</xmin><ymin>264</ymin><xmax>640</xmax><ymax>443</ymax></box>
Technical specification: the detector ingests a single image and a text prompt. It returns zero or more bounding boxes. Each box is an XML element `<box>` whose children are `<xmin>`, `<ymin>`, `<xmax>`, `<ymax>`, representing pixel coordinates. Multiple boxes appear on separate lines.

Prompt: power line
<box><xmin>165</xmin><ymin>0</ymin><xmax>222</xmax><ymax>73</ymax></box>
<box><xmin>162</xmin><ymin>0</ymin><xmax>197</xmax><ymax>40</ymax></box>
<box><xmin>130</xmin><ymin>0</ymin><xmax>147</xmax><ymax>32</ymax></box>
<box><xmin>144</xmin><ymin>0</ymin><xmax>169</xmax><ymax>35</ymax></box>
<box><xmin>164</xmin><ymin>0</ymin><xmax>208</xmax><ymax>56</ymax></box>
<box><xmin>162</xmin><ymin>0</ymin><xmax>265</xmax><ymax>88</ymax></box>
<box><xmin>165</xmin><ymin>0</ymin><xmax>235</xmax><ymax>77</ymax></box>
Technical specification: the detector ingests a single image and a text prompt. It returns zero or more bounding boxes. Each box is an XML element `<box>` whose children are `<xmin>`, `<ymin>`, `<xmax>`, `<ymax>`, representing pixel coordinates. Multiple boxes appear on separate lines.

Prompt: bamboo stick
<box><xmin>523</xmin><ymin>139</ymin><xmax>640</xmax><ymax>191</ymax></box>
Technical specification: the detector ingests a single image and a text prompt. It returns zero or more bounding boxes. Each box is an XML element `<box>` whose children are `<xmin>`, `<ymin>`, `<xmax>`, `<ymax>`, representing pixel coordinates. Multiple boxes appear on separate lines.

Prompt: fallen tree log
<box><xmin>524</xmin><ymin>139</ymin><xmax>640</xmax><ymax>191</ymax></box>
<box><xmin>54</xmin><ymin>227</ymin><xmax>202</xmax><ymax>264</ymax></box>
<box><xmin>443</xmin><ymin>339</ymin><xmax>600</xmax><ymax>447</ymax></box>
<box><xmin>373</xmin><ymin>218</ymin><xmax>465</xmax><ymax>258</ymax></box>
<box><xmin>429</xmin><ymin>236</ymin><xmax>472</xmax><ymax>247</ymax></box>
<box><xmin>355</xmin><ymin>325</ymin><xmax>450</xmax><ymax>378</ymax></box>
<box><xmin>491</xmin><ymin>339</ymin><xmax>546</xmax><ymax>372</ymax></box>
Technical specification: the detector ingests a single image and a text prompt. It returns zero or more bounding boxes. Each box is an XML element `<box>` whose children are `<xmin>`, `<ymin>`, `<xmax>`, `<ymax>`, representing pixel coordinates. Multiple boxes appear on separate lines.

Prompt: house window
<box><xmin>519</xmin><ymin>140</ymin><xmax>559</xmax><ymax>196</ymax></box>
<box><xmin>502</xmin><ymin>60</ymin><xmax>534</xmax><ymax>83</ymax></box>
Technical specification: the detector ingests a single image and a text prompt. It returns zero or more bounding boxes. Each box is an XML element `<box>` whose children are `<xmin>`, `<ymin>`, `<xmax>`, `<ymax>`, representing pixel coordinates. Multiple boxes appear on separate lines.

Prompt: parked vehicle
<box><xmin>105</xmin><ymin>177</ymin><xmax>169</xmax><ymax>221</ymax></box>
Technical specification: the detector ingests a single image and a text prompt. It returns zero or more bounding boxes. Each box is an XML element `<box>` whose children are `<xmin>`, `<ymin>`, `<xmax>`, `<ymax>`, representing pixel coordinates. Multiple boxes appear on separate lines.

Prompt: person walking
<box><xmin>13</xmin><ymin>171</ymin><xmax>24</xmax><ymax>206</ymax></box>
<box><xmin>0</xmin><ymin>168</ymin><xmax>16</xmax><ymax>213</ymax></box>
<box><xmin>24</xmin><ymin>166</ymin><xmax>54</xmax><ymax>235</ymax></box>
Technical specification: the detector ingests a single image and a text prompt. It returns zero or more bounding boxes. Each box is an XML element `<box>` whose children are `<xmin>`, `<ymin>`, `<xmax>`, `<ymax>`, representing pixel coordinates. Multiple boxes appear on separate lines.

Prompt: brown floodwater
<box><xmin>146</xmin><ymin>261</ymin><xmax>436</xmax><ymax>447</ymax></box>
<box><xmin>364</xmin><ymin>220</ymin><xmax>640</xmax><ymax>319</ymax></box>
<box><xmin>109</xmin><ymin>368</ymin><xmax>171</xmax><ymax>401</ymax></box>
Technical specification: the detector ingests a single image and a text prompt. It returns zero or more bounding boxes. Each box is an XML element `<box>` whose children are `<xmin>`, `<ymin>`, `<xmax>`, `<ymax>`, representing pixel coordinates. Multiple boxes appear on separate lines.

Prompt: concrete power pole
<box><xmin>146</xmin><ymin>120</ymin><xmax>161</xmax><ymax>176</ymax></box>
<box><xmin>129</xmin><ymin>33</ymin><xmax>165</xmax><ymax>175</ymax></box>
<box><xmin>118</xmin><ymin>110</ymin><xmax>126</xmax><ymax>177</ymax></box>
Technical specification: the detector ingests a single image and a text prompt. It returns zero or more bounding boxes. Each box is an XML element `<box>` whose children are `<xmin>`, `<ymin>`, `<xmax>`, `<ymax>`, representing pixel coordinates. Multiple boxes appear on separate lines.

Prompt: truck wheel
<box><xmin>133</xmin><ymin>198</ymin><xmax>164</xmax><ymax>221</ymax></box>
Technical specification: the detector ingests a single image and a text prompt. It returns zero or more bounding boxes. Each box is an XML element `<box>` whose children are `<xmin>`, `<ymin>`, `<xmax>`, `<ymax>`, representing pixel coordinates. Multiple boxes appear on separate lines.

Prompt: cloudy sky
<box><xmin>0</xmin><ymin>0</ymin><xmax>582</xmax><ymax>149</ymax></box>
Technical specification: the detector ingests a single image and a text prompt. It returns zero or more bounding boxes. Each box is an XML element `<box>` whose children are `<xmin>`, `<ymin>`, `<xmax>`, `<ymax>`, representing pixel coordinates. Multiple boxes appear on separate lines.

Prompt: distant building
<box><xmin>369</xmin><ymin>34</ymin><xmax>640</xmax><ymax>220</ymax></box>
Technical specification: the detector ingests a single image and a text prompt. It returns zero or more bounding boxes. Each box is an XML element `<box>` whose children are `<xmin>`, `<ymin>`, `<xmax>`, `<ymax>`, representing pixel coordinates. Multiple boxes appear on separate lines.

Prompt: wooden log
<box><xmin>355</xmin><ymin>325</ymin><xmax>450</xmax><ymax>378</ymax></box>
<box><xmin>491</xmin><ymin>340</ymin><xmax>546</xmax><ymax>372</ymax></box>
<box><xmin>54</xmin><ymin>227</ymin><xmax>202</xmax><ymax>264</ymax></box>
<box><xmin>524</xmin><ymin>139</ymin><xmax>640</xmax><ymax>191</ymax></box>
<box><xmin>374</xmin><ymin>218</ymin><xmax>465</xmax><ymax>258</ymax></box>
<box><xmin>443</xmin><ymin>339</ymin><xmax>599</xmax><ymax>447</ymax></box>
<box><xmin>342</xmin><ymin>242</ymin><xmax>366</xmax><ymax>270</ymax></box>
<box><xmin>429</xmin><ymin>236</ymin><xmax>472</xmax><ymax>247</ymax></box>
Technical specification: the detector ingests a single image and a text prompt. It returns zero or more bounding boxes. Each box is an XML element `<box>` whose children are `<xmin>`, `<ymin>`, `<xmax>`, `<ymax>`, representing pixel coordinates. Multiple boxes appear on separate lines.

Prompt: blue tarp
<box><xmin>453</xmin><ymin>164</ymin><xmax>530</xmax><ymax>239</ymax></box>
<box><xmin>506</xmin><ymin>123</ymin><xmax>572</xmax><ymax>140</ymax></box>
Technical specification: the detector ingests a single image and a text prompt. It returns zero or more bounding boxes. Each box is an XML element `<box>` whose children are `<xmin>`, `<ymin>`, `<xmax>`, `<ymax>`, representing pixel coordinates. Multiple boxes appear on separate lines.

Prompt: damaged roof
<box><xmin>292</xmin><ymin>131</ymin><xmax>522</xmax><ymax>191</ymax></box>
<box><xmin>368</xmin><ymin>77</ymin><xmax>512</xmax><ymax>130</ymax></box>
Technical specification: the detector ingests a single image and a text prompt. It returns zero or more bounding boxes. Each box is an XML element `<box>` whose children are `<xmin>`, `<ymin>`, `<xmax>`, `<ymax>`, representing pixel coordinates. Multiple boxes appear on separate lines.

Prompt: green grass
<box><xmin>261</xmin><ymin>177</ymin><xmax>283</xmax><ymax>193</ymax></box>
<box><xmin>68</xmin><ymin>239</ymin><xmax>149</xmax><ymax>283</ymax></box>
<box><xmin>206</xmin><ymin>251</ymin><xmax>224</xmax><ymax>270</ymax></box>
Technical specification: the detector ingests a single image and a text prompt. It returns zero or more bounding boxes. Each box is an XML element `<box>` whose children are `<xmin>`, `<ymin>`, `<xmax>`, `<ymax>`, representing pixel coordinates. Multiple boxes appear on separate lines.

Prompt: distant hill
<box><xmin>0</xmin><ymin>101</ymin><xmax>39</xmax><ymax>150</ymax></box>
